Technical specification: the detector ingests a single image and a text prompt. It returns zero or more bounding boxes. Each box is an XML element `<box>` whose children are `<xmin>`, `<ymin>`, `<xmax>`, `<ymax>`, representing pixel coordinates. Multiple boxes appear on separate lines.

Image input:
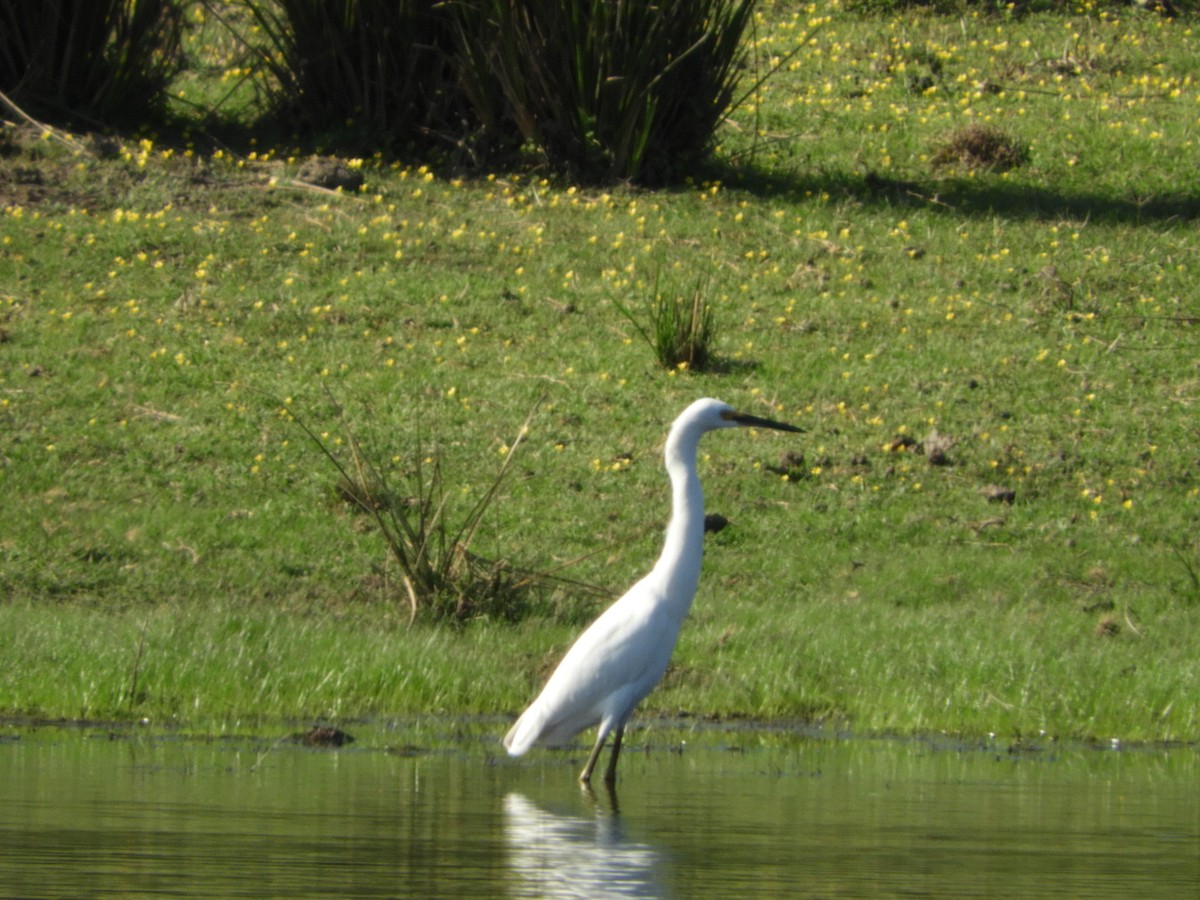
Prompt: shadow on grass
<box><xmin>707</xmin><ymin>163</ymin><xmax>1200</xmax><ymax>225</ymax></box>
<box><xmin>205</xmin><ymin>116</ymin><xmax>1200</xmax><ymax>226</ymax></box>
<box><xmin>8</xmin><ymin>101</ymin><xmax>1199</xmax><ymax>227</ymax></box>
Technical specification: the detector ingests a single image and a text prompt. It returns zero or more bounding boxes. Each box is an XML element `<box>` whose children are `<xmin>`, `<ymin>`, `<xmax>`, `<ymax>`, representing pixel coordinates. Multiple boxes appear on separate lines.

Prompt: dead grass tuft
<box><xmin>930</xmin><ymin>124</ymin><xmax>1029</xmax><ymax>172</ymax></box>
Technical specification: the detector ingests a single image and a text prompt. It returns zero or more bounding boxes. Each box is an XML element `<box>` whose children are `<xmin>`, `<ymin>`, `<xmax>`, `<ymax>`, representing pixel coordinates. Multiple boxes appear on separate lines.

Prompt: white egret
<box><xmin>503</xmin><ymin>398</ymin><xmax>801</xmax><ymax>785</ymax></box>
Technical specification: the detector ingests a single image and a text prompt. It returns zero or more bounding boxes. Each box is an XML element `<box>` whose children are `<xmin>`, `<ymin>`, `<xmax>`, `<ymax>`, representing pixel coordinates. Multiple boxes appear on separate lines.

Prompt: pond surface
<box><xmin>1</xmin><ymin>721</ymin><xmax>1196</xmax><ymax>898</ymax></box>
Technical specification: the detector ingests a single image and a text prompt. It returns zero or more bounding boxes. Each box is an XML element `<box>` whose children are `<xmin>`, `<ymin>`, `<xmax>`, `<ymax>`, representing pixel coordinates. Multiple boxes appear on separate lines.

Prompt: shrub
<box><xmin>293</xmin><ymin>399</ymin><xmax>579</xmax><ymax>624</ymax></box>
<box><xmin>243</xmin><ymin>0</ymin><xmax>471</xmax><ymax>151</ymax></box>
<box><xmin>237</xmin><ymin>0</ymin><xmax>757</xmax><ymax>181</ymax></box>
<box><xmin>0</xmin><ymin>0</ymin><xmax>184</xmax><ymax>126</ymax></box>
<box><xmin>479</xmin><ymin>0</ymin><xmax>756</xmax><ymax>183</ymax></box>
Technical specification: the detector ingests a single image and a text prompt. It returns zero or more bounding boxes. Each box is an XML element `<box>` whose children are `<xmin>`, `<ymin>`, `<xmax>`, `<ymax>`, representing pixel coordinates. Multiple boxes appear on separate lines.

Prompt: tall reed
<box><xmin>479</xmin><ymin>0</ymin><xmax>755</xmax><ymax>182</ymax></box>
<box><xmin>243</xmin><ymin>0</ymin><xmax>467</xmax><ymax>150</ymax></box>
<box><xmin>0</xmin><ymin>0</ymin><xmax>183</xmax><ymax>125</ymax></box>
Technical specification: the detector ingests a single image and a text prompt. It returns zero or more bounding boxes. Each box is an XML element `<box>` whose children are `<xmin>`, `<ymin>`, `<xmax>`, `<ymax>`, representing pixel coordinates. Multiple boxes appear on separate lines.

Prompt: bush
<box><xmin>481</xmin><ymin>0</ymin><xmax>755</xmax><ymax>183</ymax></box>
<box><xmin>241</xmin><ymin>0</ymin><xmax>755</xmax><ymax>182</ymax></box>
<box><xmin>293</xmin><ymin>398</ymin><xmax>586</xmax><ymax>625</ymax></box>
<box><xmin>0</xmin><ymin>0</ymin><xmax>184</xmax><ymax>125</ymax></box>
<box><xmin>244</xmin><ymin>0</ymin><xmax>478</xmax><ymax>153</ymax></box>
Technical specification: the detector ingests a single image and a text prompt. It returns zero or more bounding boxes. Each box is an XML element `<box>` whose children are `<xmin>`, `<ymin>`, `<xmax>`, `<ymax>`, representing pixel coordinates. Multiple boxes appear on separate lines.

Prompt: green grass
<box><xmin>1</xmin><ymin>2</ymin><xmax>1197</xmax><ymax>743</ymax></box>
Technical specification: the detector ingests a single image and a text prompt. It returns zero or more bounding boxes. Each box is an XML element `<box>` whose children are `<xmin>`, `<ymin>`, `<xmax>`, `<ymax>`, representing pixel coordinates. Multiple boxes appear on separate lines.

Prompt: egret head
<box><xmin>681</xmin><ymin>397</ymin><xmax>804</xmax><ymax>435</ymax></box>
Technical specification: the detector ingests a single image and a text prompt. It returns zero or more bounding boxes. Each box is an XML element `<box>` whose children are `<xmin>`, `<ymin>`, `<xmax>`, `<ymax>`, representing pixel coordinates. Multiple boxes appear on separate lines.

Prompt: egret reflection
<box><xmin>503</xmin><ymin>793</ymin><xmax>667</xmax><ymax>899</ymax></box>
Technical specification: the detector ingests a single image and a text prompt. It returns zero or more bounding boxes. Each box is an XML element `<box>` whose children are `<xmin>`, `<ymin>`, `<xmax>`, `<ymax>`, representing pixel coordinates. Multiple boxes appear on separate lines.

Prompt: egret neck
<box><xmin>653</xmin><ymin>414</ymin><xmax>708</xmax><ymax>617</ymax></box>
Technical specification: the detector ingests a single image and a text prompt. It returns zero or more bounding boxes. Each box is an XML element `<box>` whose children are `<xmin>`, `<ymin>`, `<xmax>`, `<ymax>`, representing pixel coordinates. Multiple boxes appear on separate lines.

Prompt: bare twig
<box><xmin>0</xmin><ymin>88</ymin><xmax>90</xmax><ymax>155</ymax></box>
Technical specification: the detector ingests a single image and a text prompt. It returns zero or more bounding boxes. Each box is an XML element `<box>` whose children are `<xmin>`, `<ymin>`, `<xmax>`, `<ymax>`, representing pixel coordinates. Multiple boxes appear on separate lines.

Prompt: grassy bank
<box><xmin>1</xmin><ymin>3</ymin><xmax>1197</xmax><ymax>743</ymax></box>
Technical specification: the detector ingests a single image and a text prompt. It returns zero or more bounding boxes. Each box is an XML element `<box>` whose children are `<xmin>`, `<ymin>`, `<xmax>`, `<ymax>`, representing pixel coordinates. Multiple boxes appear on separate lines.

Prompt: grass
<box><xmin>292</xmin><ymin>395</ymin><xmax>554</xmax><ymax>624</ymax></box>
<box><xmin>1</xmin><ymin>1</ymin><xmax>1198</xmax><ymax>744</ymax></box>
<box><xmin>614</xmin><ymin>272</ymin><xmax>719</xmax><ymax>371</ymax></box>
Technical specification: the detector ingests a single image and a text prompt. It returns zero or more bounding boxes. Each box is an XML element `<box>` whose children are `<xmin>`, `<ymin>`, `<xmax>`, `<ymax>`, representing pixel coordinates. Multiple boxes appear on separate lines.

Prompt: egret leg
<box><xmin>579</xmin><ymin>728</ymin><xmax>609</xmax><ymax>784</ymax></box>
<box><xmin>603</xmin><ymin>724</ymin><xmax>625</xmax><ymax>786</ymax></box>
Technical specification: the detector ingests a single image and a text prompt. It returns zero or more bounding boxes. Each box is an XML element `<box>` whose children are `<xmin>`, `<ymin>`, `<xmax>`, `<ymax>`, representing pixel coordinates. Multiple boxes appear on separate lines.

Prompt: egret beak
<box><xmin>724</xmin><ymin>410</ymin><xmax>804</xmax><ymax>433</ymax></box>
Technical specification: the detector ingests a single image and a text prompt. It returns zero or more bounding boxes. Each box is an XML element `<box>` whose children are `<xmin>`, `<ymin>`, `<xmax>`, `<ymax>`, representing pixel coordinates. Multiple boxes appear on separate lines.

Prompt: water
<box><xmin>1</xmin><ymin>722</ymin><xmax>1196</xmax><ymax>898</ymax></box>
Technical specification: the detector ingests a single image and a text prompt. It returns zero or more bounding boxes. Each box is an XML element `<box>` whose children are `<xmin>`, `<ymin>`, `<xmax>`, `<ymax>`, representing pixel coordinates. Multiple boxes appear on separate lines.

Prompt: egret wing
<box><xmin>504</xmin><ymin>579</ymin><xmax>680</xmax><ymax>752</ymax></box>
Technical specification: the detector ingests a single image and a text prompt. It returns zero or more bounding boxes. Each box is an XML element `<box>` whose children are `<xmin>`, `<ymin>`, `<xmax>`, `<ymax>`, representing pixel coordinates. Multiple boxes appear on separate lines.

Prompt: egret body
<box><xmin>503</xmin><ymin>398</ymin><xmax>801</xmax><ymax>784</ymax></box>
